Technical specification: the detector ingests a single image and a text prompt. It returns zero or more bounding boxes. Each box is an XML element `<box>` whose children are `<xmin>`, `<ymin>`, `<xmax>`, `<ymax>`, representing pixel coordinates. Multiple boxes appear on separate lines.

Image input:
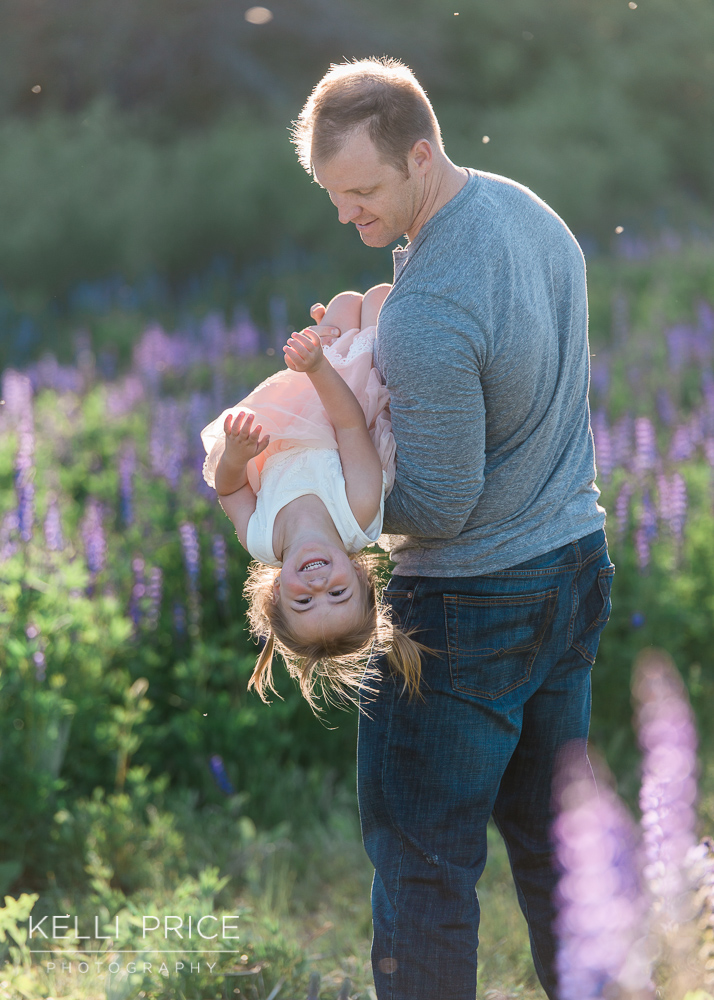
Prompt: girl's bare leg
<box><xmin>360</xmin><ymin>283</ymin><xmax>392</xmax><ymax>329</ymax></box>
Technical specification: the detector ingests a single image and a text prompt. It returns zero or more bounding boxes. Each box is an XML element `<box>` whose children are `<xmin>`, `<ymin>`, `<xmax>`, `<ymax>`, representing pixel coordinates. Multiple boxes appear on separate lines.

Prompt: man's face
<box><xmin>313</xmin><ymin>128</ymin><xmax>424</xmax><ymax>247</ymax></box>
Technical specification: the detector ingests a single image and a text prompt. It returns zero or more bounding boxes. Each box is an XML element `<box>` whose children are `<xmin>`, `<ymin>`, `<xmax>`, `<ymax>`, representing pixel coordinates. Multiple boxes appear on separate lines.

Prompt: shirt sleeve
<box><xmin>379</xmin><ymin>292</ymin><xmax>488</xmax><ymax>539</ymax></box>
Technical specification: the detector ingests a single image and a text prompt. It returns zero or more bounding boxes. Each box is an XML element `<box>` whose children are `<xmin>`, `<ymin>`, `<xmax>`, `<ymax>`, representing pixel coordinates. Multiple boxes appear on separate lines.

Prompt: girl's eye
<box><xmin>329</xmin><ymin>589</ymin><xmax>346</xmax><ymax>597</ymax></box>
<box><xmin>296</xmin><ymin>597</ymin><xmax>311</xmax><ymax>604</ymax></box>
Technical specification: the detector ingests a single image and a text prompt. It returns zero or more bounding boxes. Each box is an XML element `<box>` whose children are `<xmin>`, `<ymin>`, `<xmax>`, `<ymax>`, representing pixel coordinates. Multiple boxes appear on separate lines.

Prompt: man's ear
<box><xmin>409</xmin><ymin>139</ymin><xmax>433</xmax><ymax>177</ymax></box>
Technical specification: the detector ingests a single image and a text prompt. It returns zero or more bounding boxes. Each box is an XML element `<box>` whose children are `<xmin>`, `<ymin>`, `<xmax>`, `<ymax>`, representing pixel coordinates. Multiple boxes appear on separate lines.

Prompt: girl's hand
<box><xmin>283</xmin><ymin>329</ymin><xmax>325</xmax><ymax>373</ymax></box>
<box><xmin>223</xmin><ymin>411</ymin><xmax>270</xmax><ymax>465</ymax></box>
<box><xmin>309</xmin><ymin>303</ymin><xmax>340</xmax><ymax>346</ymax></box>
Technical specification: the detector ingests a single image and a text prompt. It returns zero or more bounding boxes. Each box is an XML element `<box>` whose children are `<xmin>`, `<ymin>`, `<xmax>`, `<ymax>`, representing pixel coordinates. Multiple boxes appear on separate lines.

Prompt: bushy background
<box><xmin>2</xmin><ymin>3</ymin><xmax>714</xmax><ymax>997</ymax></box>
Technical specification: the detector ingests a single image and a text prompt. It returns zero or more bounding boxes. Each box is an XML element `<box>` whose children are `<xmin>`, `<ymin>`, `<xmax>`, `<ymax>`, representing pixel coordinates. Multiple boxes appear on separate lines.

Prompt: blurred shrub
<box><xmin>0</xmin><ymin>0</ymin><xmax>713</xmax><ymax>323</ymax></box>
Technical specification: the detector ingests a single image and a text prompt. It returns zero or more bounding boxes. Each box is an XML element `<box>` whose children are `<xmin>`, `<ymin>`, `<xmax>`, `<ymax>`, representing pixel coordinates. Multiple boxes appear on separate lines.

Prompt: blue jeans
<box><xmin>358</xmin><ymin>529</ymin><xmax>614</xmax><ymax>1000</ymax></box>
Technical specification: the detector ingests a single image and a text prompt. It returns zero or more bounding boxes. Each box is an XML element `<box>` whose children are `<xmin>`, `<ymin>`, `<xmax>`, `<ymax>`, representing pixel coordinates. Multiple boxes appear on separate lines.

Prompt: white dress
<box><xmin>200</xmin><ymin>325</ymin><xmax>395</xmax><ymax>567</ymax></box>
<box><xmin>246</xmin><ymin>447</ymin><xmax>385</xmax><ymax>567</ymax></box>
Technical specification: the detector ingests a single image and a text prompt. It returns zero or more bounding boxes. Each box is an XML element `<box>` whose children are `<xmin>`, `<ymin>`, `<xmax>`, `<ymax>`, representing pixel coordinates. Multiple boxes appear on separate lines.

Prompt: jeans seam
<box><xmin>380</xmin><ymin>676</ymin><xmax>403</xmax><ymax>999</ymax></box>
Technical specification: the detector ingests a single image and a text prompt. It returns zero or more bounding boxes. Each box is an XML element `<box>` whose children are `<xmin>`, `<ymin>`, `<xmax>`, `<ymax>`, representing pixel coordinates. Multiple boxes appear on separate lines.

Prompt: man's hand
<box><xmin>222</xmin><ymin>411</ymin><xmax>270</xmax><ymax>467</ymax></box>
<box><xmin>283</xmin><ymin>329</ymin><xmax>326</xmax><ymax>373</ymax></box>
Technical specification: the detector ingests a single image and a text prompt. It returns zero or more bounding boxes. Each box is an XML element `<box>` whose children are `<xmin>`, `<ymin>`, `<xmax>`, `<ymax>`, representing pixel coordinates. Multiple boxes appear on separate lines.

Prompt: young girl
<box><xmin>201</xmin><ymin>284</ymin><xmax>424</xmax><ymax>708</ymax></box>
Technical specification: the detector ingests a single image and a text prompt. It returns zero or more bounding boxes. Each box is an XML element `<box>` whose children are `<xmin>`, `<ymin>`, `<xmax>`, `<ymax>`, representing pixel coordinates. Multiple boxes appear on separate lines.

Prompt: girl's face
<box><xmin>273</xmin><ymin>546</ymin><xmax>366</xmax><ymax>641</ymax></box>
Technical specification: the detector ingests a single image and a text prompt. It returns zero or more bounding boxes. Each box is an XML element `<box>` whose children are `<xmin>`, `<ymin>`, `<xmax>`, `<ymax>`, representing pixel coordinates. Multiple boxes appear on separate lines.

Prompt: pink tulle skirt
<box><xmin>201</xmin><ymin>325</ymin><xmax>396</xmax><ymax>495</ymax></box>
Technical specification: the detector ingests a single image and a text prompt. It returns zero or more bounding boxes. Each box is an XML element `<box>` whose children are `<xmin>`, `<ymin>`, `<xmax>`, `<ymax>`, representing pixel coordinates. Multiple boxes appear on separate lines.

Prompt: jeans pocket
<box><xmin>443</xmin><ymin>588</ymin><xmax>559</xmax><ymax>700</ymax></box>
<box><xmin>572</xmin><ymin>564</ymin><xmax>615</xmax><ymax>665</ymax></box>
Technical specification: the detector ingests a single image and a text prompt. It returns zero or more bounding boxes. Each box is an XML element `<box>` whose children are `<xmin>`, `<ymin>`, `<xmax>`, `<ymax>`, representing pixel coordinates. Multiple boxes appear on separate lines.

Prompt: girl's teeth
<box><xmin>302</xmin><ymin>560</ymin><xmax>327</xmax><ymax>571</ymax></box>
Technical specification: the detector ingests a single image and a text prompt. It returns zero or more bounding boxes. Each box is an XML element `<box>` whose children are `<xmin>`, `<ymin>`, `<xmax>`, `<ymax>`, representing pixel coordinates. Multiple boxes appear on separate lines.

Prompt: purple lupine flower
<box><xmin>27</xmin><ymin>353</ymin><xmax>84</xmax><ymax>395</ymax></box>
<box><xmin>106</xmin><ymin>375</ymin><xmax>145</xmax><ymax>419</ymax></box>
<box><xmin>212</xmin><ymin>534</ymin><xmax>229</xmax><ymax>606</ymax></box>
<box><xmin>179</xmin><ymin>522</ymin><xmax>200</xmax><ymax>592</ymax></box>
<box><xmin>658</xmin><ymin>472</ymin><xmax>688</xmax><ymax>543</ymax></box>
<box><xmin>614</xmin><ymin>481</ymin><xmax>633</xmax><ymax>541</ymax></box>
<box><xmin>656</xmin><ymin>472</ymin><xmax>671</xmax><ymax>529</ymax></box>
<box><xmin>704</xmin><ymin>438</ymin><xmax>714</xmax><ymax>470</ymax></box>
<box><xmin>666</xmin><ymin>325</ymin><xmax>693</xmax><ymax>373</ymax></box>
<box><xmin>667</xmin><ymin>472</ymin><xmax>688</xmax><ymax>543</ymax></box>
<box><xmin>591</xmin><ymin>410</ymin><xmax>613</xmax><ymax>482</ymax></box>
<box><xmin>179</xmin><ymin>521</ymin><xmax>201</xmax><ymax>634</ymax></box>
<box><xmin>611</xmin><ymin>414</ymin><xmax>634</xmax><ymax>469</ymax></box>
<box><xmin>1</xmin><ymin>369</ymin><xmax>33</xmax><ymax>422</ymax></box>
<box><xmin>133</xmin><ymin>324</ymin><xmax>176</xmax><ymax>385</ymax></box>
<box><xmin>146</xmin><ymin>566</ymin><xmax>163</xmax><ymax>630</ymax></box>
<box><xmin>656</xmin><ymin>389</ymin><xmax>677</xmax><ymax>427</ymax></box>
<box><xmin>8</xmin><ymin>371</ymin><xmax>36</xmax><ymax>543</ymax></box>
<box><xmin>634</xmin><ymin>417</ymin><xmax>658</xmax><ymax>478</ymax></box>
<box><xmin>209</xmin><ymin>755</ymin><xmax>235</xmax><ymax>796</ymax></box>
<box><xmin>44</xmin><ymin>495</ymin><xmax>65</xmax><ymax>551</ymax></box>
<box><xmin>129</xmin><ymin>557</ymin><xmax>146</xmax><ymax>629</ymax></box>
<box><xmin>173</xmin><ymin>601</ymin><xmax>187</xmax><ymax>635</ymax></box>
<box><xmin>231</xmin><ymin>309</ymin><xmax>260</xmax><ymax>357</ymax></box>
<box><xmin>589</xmin><ymin>357</ymin><xmax>610</xmax><ymax>398</ymax></box>
<box><xmin>633</xmin><ymin>650</ymin><xmax>699</xmax><ymax>930</ymax></box>
<box><xmin>81</xmin><ymin>499</ymin><xmax>107</xmax><ymax>586</ymax></box>
<box><xmin>554</xmin><ymin>752</ymin><xmax>653</xmax><ymax>1000</ymax></box>
<box><xmin>15</xmin><ymin>438</ymin><xmax>35</xmax><ymax>542</ymax></box>
<box><xmin>0</xmin><ymin>509</ymin><xmax>19</xmax><ymax>562</ymax></box>
<box><xmin>669</xmin><ymin>423</ymin><xmax>695</xmax><ymax>463</ymax></box>
<box><xmin>150</xmin><ymin>399</ymin><xmax>187</xmax><ymax>488</ymax></box>
<box><xmin>635</xmin><ymin>490</ymin><xmax>657</xmax><ymax>571</ymax></box>
<box><xmin>703</xmin><ymin>371</ymin><xmax>714</xmax><ymax>434</ymax></box>
<box><xmin>200</xmin><ymin>312</ymin><xmax>228</xmax><ymax>366</ymax></box>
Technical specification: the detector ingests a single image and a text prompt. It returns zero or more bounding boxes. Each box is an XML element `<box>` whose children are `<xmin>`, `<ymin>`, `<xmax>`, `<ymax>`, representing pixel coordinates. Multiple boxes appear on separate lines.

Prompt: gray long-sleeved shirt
<box><xmin>376</xmin><ymin>169</ymin><xmax>606</xmax><ymax>577</ymax></box>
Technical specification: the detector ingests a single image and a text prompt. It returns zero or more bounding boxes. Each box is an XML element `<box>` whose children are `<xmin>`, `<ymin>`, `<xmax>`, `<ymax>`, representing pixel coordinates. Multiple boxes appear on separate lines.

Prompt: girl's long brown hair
<box><xmin>243</xmin><ymin>553</ymin><xmax>428</xmax><ymax>713</ymax></box>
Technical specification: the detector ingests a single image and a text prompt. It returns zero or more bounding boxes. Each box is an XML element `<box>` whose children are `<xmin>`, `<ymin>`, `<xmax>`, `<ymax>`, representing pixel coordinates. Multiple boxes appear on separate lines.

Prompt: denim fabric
<box><xmin>358</xmin><ymin>529</ymin><xmax>614</xmax><ymax>1000</ymax></box>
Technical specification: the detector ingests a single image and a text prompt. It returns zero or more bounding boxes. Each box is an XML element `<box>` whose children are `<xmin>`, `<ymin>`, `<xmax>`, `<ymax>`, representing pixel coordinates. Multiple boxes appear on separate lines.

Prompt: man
<box><xmin>293</xmin><ymin>57</ymin><xmax>614</xmax><ymax>1000</ymax></box>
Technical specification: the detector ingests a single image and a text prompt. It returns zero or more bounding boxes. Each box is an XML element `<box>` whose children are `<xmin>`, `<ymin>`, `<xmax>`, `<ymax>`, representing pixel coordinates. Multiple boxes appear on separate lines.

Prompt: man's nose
<box><xmin>336</xmin><ymin>200</ymin><xmax>360</xmax><ymax>225</ymax></box>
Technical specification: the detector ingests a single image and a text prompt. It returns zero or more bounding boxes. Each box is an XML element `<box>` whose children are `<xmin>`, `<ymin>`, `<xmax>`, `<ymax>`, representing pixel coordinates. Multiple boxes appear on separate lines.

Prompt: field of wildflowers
<box><xmin>1</xmin><ymin>236</ymin><xmax>714</xmax><ymax>998</ymax></box>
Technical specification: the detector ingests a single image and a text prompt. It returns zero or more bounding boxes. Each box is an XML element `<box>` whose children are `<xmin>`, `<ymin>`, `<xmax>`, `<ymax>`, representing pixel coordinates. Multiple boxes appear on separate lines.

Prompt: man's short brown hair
<box><xmin>291</xmin><ymin>57</ymin><xmax>442</xmax><ymax>178</ymax></box>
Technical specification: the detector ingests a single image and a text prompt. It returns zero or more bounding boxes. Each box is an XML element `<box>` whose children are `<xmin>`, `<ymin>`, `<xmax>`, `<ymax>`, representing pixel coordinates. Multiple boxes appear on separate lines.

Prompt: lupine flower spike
<box><xmin>554</xmin><ymin>745</ymin><xmax>654</xmax><ymax>1000</ymax></box>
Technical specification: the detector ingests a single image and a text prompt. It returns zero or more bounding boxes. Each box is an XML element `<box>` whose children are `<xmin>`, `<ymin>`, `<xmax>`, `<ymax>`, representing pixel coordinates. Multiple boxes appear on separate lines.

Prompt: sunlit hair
<box><xmin>244</xmin><ymin>552</ymin><xmax>428</xmax><ymax>713</ymax></box>
<box><xmin>291</xmin><ymin>56</ymin><xmax>442</xmax><ymax>178</ymax></box>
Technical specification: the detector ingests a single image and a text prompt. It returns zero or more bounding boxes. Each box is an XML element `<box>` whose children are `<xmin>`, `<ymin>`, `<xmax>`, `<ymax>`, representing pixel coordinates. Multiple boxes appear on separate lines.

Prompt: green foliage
<box><xmin>1</xmin><ymin>0</ymin><xmax>714</xmax><ymax>339</ymax></box>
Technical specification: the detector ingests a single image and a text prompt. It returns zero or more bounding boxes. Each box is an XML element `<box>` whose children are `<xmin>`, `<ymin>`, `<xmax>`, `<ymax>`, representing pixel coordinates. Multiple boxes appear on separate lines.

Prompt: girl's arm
<box><xmin>214</xmin><ymin>412</ymin><xmax>270</xmax><ymax>548</ymax></box>
<box><xmin>284</xmin><ymin>330</ymin><xmax>382</xmax><ymax>530</ymax></box>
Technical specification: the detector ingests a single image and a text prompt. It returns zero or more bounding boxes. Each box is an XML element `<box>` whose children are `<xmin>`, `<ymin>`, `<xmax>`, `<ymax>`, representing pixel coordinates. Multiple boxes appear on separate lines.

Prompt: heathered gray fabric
<box><xmin>376</xmin><ymin>169</ymin><xmax>606</xmax><ymax>577</ymax></box>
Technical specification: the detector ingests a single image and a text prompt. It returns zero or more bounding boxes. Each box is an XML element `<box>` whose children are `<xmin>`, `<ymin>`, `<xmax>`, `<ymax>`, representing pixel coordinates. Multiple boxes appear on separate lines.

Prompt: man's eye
<box><xmin>329</xmin><ymin>589</ymin><xmax>346</xmax><ymax>597</ymax></box>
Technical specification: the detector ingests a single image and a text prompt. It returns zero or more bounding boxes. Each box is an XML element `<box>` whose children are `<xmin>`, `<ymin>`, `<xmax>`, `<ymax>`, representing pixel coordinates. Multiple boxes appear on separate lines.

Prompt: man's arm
<box><xmin>379</xmin><ymin>295</ymin><xmax>487</xmax><ymax>539</ymax></box>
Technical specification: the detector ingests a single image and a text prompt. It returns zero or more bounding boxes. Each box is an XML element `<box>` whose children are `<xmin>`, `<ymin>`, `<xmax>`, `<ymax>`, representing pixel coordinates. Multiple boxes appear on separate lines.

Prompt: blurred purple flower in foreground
<box><xmin>554</xmin><ymin>749</ymin><xmax>653</xmax><ymax>1000</ymax></box>
<box><xmin>634</xmin><ymin>650</ymin><xmax>698</xmax><ymax>924</ymax></box>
